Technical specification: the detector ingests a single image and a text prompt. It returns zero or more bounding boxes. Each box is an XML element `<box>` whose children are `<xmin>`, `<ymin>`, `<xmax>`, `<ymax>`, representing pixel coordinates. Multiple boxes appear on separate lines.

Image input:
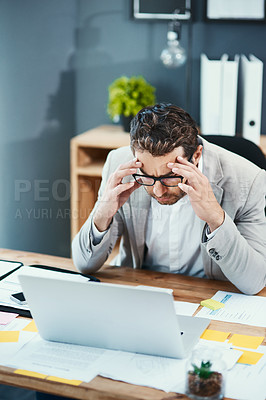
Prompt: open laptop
<box><xmin>18</xmin><ymin>266</ymin><xmax>209</xmax><ymax>359</ymax></box>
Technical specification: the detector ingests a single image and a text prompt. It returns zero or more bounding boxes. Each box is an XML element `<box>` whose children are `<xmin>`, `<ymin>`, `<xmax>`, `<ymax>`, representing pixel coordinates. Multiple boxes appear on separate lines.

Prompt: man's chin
<box><xmin>153</xmin><ymin>194</ymin><xmax>184</xmax><ymax>205</ymax></box>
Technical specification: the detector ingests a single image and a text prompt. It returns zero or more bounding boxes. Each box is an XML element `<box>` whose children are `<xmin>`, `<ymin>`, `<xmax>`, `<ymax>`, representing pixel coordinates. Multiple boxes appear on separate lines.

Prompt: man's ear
<box><xmin>192</xmin><ymin>145</ymin><xmax>203</xmax><ymax>165</ymax></box>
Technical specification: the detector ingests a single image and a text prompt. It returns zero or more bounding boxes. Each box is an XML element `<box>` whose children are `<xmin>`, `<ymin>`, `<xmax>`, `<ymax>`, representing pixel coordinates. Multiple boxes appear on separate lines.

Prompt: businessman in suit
<box><xmin>72</xmin><ymin>103</ymin><xmax>266</xmax><ymax>295</ymax></box>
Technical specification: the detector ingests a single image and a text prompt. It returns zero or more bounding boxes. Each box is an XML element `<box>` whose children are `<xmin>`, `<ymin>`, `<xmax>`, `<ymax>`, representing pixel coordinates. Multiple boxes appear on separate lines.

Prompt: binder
<box><xmin>200</xmin><ymin>54</ymin><xmax>222</xmax><ymax>135</ymax></box>
<box><xmin>240</xmin><ymin>54</ymin><xmax>263</xmax><ymax>145</ymax></box>
<box><xmin>220</xmin><ymin>54</ymin><xmax>239</xmax><ymax>136</ymax></box>
<box><xmin>200</xmin><ymin>53</ymin><xmax>239</xmax><ymax>136</ymax></box>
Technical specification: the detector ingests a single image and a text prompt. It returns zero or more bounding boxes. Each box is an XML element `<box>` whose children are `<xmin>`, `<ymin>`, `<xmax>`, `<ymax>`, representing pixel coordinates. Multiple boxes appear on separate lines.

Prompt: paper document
<box><xmin>100</xmin><ymin>350</ymin><xmax>187</xmax><ymax>393</ymax></box>
<box><xmin>7</xmin><ymin>334</ymin><xmax>117</xmax><ymax>382</ymax></box>
<box><xmin>225</xmin><ymin>345</ymin><xmax>266</xmax><ymax>400</ymax></box>
<box><xmin>0</xmin><ymin>261</ymin><xmax>22</xmax><ymax>278</ymax></box>
<box><xmin>0</xmin><ymin>311</ymin><xmax>19</xmax><ymax>325</ymax></box>
<box><xmin>196</xmin><ymin>291</ymin><xmax>266</xmax><ymax>327</ymax></box>
<box><xmin>174</xmin><ymin>301</ymin><xmax>199</xmax><ymax>316</ymax></box>
<box><xmin>0</xmin><ymin>318</ymin><xmax>37</xmax><ymax>364</ymax></box>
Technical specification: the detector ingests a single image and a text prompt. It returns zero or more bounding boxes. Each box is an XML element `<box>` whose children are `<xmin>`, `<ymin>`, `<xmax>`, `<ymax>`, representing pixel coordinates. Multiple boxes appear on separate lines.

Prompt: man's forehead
<box><xmin>134</xmin><ymin>148</ymin><xmax>185</xmax><ymax>175</ymax></box>
<box><xmin>134</xmin><ymin>147</ymin><xmax>185</xmax><ymax>161</ymax></box>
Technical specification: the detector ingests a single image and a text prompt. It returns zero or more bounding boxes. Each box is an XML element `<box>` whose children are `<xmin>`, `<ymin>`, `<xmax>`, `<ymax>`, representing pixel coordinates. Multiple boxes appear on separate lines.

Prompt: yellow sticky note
<box><xmin>23</xmin><ymin>320</ymin><xmax>38</xmax><ymax>332</ymax></box>
<box><xmin>228</xmin><ymin>334</ymin><xmax>264</xmax><ymax>349</ymax></box>
<box><xmin>14</xmin><ymin>369</ymin><xmax>47</xmax><ymax>379</ymax></box>
<box><xmin>236</xmin><ymin>349</ymin><xmax>264</xmax><ymax>365</ymax></box>
<box><xmin>0</xmin><ymin>331</ymin><xmax>19</xmax><ymax>342</ymax></box>
<box><xmin>47</xmin><ymin>376</ymin><xmax>82</xmax><ymax>385</ymax></box>
<box><xmin>201</xmin><ymin>329</ymin><xmax>230</xmax><ymax>342</ymax></box>
<box><xmin>200</xmin><ymin>299</ymin><xmax>225</xmax><ymax>310</ymax></box>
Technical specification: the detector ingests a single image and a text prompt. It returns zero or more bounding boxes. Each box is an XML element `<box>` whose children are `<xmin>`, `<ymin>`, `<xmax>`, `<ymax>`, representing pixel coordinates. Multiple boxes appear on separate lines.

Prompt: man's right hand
<box><xmin>93</xmin><ymin>159</ymin><xmax>142</xmax><ymax>232</ymax></box>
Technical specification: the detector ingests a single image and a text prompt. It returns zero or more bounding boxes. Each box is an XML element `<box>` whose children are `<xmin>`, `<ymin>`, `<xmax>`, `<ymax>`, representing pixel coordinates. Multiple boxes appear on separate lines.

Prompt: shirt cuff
<box><xmin>205</xmin><ymin>224</ymin><xmax>222</xmax><ymax>240</ymax></box>
<box><xmin>91</xmin><ymin>221</ymin><xmax>108</xmax><ymax>246</ymax></box>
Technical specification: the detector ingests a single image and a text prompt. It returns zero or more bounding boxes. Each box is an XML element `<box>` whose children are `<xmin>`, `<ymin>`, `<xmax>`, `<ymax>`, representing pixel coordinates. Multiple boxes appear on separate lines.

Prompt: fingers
<box><xmin>111</xmin><ymin>159</ymin><xmax>142</xmax><ymax>186</ymax></box>
<box><xmin>167</xmin><ymin>156</ymin><xmax>203</xmax><ymax>189</ymax></box>
<box><xmin>113</xmin><ymin>181</ymin><xmax>139</xmax><ymax>197</ymax></box>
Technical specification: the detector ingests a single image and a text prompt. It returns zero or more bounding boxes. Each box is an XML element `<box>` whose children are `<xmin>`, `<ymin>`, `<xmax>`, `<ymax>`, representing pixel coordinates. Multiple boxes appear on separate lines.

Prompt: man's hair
<box><xmin>130</xmin><ymin>103</ymin><xmax>199</xmax><ymax>157</ymax></box>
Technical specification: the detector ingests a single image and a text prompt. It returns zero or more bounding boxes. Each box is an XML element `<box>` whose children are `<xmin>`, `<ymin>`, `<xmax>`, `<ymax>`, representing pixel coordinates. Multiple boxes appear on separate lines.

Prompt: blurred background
<box><xmin>0</xmin><ymin>0</ymin><xmax>265</xmax><ymax>258</ymax></box>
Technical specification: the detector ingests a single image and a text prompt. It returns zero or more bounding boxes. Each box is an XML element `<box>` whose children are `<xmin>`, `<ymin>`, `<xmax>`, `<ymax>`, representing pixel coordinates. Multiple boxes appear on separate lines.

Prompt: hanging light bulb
<box><xmin>160</xmin><ymin>20</ymin><xmax>187</xmax><ymax>68</ymax></box>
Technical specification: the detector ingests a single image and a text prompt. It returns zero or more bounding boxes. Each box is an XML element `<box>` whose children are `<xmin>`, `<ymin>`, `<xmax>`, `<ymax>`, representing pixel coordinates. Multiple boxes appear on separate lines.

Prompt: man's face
<box><xmin>134</xmin><ymin>148</ymin><xmax>188</xmax><ymax>205</ymax></box>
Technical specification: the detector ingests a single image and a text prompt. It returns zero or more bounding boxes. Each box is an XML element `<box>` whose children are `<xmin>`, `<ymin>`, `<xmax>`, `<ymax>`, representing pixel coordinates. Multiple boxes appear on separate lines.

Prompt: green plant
<box><xmin>192</xmin><ymin>361</ymin><xmax>214</xmax><ymax>379</ymax></box>
<box><xmin>107</xmin><ymin>75</ymin><xmax>156</xmax><ymax>119</ymax></box>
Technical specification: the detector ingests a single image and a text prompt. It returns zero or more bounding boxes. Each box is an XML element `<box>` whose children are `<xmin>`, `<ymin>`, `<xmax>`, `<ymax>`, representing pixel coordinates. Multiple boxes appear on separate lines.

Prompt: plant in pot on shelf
<box><xmin>107</xmin><ymin>75</ymin><xmax>156</xmax><ymax>132</ymax></box>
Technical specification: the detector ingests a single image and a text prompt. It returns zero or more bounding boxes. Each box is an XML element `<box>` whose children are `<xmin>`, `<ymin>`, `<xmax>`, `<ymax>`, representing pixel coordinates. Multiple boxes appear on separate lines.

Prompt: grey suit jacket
<box><xmin>72</xmin><ymin>138</ymin><xmax>266</xmax><ymax>294</ymax></box>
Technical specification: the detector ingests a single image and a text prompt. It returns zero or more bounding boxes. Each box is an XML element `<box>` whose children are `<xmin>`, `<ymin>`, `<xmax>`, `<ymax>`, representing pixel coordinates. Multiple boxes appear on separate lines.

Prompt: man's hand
<box><xmin>168</xmin><ymin>156</ymin><xmax>225</xmax><ymax>232</ymax></box>
<box><xmin>93</xmin><ymin>159</ymin><xmax>142</xmax><ymax>232</ymax></box>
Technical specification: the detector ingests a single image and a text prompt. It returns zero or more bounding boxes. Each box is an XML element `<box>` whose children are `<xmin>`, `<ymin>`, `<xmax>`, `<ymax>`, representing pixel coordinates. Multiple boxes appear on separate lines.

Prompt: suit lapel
<box><xmin>201</xmin><ymin>138</ymin><xmax>224</xmax><ymax>205</ymax></box>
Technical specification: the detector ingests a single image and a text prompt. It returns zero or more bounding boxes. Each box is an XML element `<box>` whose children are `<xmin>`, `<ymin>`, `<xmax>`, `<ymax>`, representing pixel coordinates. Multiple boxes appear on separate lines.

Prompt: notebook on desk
<box><xmin>18</xmin><ymin>266</ymin><xmax>209</xmax><ymax>359</ymax></box>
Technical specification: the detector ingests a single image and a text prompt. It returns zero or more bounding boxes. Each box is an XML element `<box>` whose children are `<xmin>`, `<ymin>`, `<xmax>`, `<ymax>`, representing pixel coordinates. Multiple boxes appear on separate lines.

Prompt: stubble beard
<box><xmin>148</xmin><ymin>189</ymin><xmax>187</xmax><ymax>205</ymax></box>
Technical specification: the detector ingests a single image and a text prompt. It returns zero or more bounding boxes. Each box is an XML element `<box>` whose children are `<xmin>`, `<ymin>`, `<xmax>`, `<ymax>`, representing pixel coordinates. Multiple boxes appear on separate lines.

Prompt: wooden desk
<box><xmin>0</xmin><ymin>248</ymin><xmax>265</xmax><ymax>400</ymax></box>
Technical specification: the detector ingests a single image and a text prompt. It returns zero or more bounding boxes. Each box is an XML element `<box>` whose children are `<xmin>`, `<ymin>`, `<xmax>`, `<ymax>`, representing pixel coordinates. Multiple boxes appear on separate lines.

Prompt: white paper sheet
<box><xmin>225</xmin><ymin>346</ymin><xmax>266</xmax><ymax>400</ymax></box>
<box><xmin>0</xmin><ymin>318</ymin><xmax>37</xmax><ymax>365</ymax></box>
<box><xmin>137</xmin><ymin>286</ymin><xmax>199</xmax><ymax>316</ymax></box>
<box><xmin>174</xmin><ymin>301</ymin><xmax>199</xmax><ymax>316</ymax></box>
<box><xmin>196</xmin><ymin>291</ymin><xmax>266</xmax><ymax>327</ymax></box>
<box><xmin>0</xmin><ymin>261</ymin><xmax>21</xmax><ymax>278</ymax></box>
<box><xmin>7</xmin><ymin>335</ymin><xmax>117</xmax><ymax>382</ymax></box>
<box><xmin>100</xmin><ymin>351</ymin><xmax>187</xmax><ymax>392</ymax></box>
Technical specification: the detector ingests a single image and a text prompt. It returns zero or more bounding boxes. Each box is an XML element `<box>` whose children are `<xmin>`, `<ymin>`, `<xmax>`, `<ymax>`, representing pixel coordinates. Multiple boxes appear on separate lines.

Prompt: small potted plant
<box><xmin>107</xmin><ymin>75</ymin><xmax>156</xmax><ymax>132</ymax></box>
<box><xmin>186</xmin><ymin>349</ymin><xmax>226</xmax><ymax>400</ymax></box>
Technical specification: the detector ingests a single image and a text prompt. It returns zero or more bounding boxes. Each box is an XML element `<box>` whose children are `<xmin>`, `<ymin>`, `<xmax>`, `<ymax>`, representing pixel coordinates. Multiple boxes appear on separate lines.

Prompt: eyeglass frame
<box><xmin>132</xmin><ymin>153</ymin><xmax>194</xmax><ymax>187</ymax></box>
<box><xmin>132</xmin><ymin>173</ymin><xmax>184</xmax><ymax>187</ymax></box>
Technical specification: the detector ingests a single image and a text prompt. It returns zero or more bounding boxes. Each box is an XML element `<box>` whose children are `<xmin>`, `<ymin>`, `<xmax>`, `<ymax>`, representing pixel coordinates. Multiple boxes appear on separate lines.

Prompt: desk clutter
<box><xmin>1</xmin><ymin>259</ymin><xmax>266</xmax><ymax>400</ymax></box>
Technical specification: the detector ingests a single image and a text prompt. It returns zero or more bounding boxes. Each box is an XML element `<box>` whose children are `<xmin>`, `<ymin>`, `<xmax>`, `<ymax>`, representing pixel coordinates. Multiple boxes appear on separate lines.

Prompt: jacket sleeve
<box><xmin>202</xmin><ymin>169</ymin><xmax>266</xmax><ymax>295</ymax></box>
<box><xmin>71</xmin><ymin>151</ymin><xmax>124</xmax><ymax>274</ymax></box>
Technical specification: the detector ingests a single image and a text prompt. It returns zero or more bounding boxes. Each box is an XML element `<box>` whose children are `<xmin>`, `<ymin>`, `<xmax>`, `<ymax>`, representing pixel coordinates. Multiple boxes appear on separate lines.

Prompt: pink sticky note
<box><xmin>0</xmin><ymin>311</ymin><xmax>19</xmax><ymax>325</ymax></box>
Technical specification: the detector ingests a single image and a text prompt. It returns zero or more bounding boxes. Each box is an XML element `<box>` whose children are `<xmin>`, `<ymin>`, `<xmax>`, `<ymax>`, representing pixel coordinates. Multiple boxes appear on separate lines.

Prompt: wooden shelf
<box><xmin>76</xmin><ymin>162</ymin><xmax>104</xmax><ymax>177</ymax></box>
<box><xmin>70</xmin><ymin>125</ymin><xmax>130</xmax><ymax>240</ymax></box>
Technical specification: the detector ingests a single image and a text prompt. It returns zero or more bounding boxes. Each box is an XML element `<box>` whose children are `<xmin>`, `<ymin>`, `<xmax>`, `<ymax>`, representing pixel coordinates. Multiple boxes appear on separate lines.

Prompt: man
<box><xmin>72</xmin><ymin>103</ymin><xmax>266</xmax><ymax>295</ymax></box>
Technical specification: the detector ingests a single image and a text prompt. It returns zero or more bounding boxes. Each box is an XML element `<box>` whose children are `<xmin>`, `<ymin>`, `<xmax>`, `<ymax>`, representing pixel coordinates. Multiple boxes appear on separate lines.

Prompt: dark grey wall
<box><xmin>0</xmin><ymin>0</ymin><xmax>265</xmax><ymax>258</ymax></box>
<box><xmin>0</xmin><ymin>0</ymin><xmax>76</xmax><ymax>257</ymax></box>
<box><xmin>76</xmin><ymin>0</ymin><xmax>266</xmax><ymax>134</ymax></box>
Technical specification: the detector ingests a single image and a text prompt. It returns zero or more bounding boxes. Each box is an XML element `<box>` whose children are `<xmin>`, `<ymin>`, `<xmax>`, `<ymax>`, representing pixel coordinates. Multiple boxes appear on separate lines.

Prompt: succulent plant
<box><xmin>192</xmin><ymin>360</ymin><xmax>214</xmax><ymax>379</ymax></box>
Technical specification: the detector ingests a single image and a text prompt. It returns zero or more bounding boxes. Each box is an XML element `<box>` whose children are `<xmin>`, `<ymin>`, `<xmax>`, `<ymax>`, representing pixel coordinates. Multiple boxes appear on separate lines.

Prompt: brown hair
<box><xmin>130</xmin><ymin>103</ymin><xmax>199</xmax><ymax>157</ymax></box>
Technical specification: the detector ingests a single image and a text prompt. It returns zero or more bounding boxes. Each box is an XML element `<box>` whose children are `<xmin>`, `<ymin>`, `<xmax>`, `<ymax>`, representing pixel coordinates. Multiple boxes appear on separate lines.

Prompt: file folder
<box><xmin>240</xmin><ymin>54</ymin><xmax>263</xmax><ymax>145</ymax></box>
<box><xmin>200</xmin><ymin>53</ymin><xmax>222</xmax><ymax>135</ymax></box>
<box><xmin>220</xmin><ymin>54</ymin><xmax>239</xmax><ymax>135</ymax></box>
<box><xmin>200</xmin><ymin>53</ymin><xmax>239</xmax><ymax>136</ymax></box>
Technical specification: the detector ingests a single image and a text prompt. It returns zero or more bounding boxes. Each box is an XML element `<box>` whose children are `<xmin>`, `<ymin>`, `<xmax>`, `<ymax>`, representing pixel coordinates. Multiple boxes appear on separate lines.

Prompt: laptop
<box><xmin>18</xmin><ymin>266</ymin><xmax>209</xmax><ymax>359</ymax></box>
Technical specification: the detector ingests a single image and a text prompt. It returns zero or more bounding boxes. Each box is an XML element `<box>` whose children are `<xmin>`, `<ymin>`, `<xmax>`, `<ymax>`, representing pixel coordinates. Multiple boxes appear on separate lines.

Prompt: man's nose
<box><xmin>153</xmin><ymin>181</ymin><xmax>167</xmax><ymax>197</ymax></box>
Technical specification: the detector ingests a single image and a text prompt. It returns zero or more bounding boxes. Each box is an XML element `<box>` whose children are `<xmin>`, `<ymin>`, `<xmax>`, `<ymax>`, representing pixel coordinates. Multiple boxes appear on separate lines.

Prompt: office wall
<box><xmin>0</xmin><ymin>0</ymin><xmax>76</xmax><ymax>257</ymax></box>
<box><xmin>0</xmin><ymin>0</ymin><xmax>265</xmax><ymax>258</ymax></box>
<box><xmin>76</xmin><ymin>0</ymin><xmax>266</xmax><ymax>134</ymax></box>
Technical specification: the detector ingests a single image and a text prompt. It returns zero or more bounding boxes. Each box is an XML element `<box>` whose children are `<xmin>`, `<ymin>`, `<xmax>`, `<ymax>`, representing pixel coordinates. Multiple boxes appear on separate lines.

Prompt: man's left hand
<box><xmin>168</xmin><ymin>156</ymin><xmax>225</xmax><ymax>232</ymax></box>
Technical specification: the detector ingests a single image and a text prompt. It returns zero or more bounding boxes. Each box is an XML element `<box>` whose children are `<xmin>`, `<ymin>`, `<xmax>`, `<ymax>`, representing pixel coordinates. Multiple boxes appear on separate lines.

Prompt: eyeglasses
<box><xmin>132</xmin><ymin>174</ymin><xmax>183</xmax><ymax>187</ymax></box>
<box><xmin>132</xmin><ymin>153</ymin><xmax>195</xmax><ymax>187</ymax></box>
